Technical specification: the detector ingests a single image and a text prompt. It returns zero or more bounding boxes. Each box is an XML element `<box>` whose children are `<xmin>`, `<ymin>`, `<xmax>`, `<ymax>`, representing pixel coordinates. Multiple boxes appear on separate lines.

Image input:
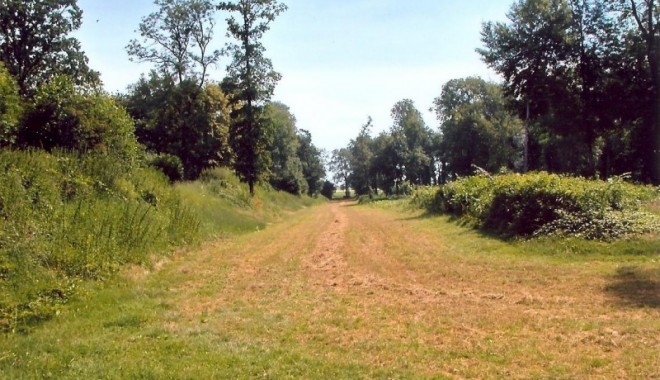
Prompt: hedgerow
<box><xmin>412</xmin><ymin>172</ymin><xmax>659</xmax><ymax>240</ymax></box>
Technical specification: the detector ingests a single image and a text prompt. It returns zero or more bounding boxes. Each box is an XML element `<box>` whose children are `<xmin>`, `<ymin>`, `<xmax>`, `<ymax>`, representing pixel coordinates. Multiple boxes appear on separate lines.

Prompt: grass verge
<box><xmin>0</xmin><ymin>150</ymin><xmax>323</xmax><ymax>333</ymax></box>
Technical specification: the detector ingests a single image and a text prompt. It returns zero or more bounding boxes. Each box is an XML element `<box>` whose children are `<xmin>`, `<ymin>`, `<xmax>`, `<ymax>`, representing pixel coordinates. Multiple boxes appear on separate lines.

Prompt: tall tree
<box><xmin>297</xmin><ymin>129</ymin><xmax>326</xmax><ymax>196</ymax></box>
<box><xmin>218</xmin><ymin>0</ymin><xmax>287</xmax><ymax>195</ymax></box>
<box><xmin>609</xmin><ymin>0</ymin><xmax>659</xmax><ymax>182</ymax></box>
<box><xmin>122</xmin><ymin>72</ymin><xmax>233</xmax><ymax>179</ymax></box>
<box><xmin>348</xmin><ymin>117</ymin><xmax>374</xmax><ymax>195</ymax></box>
<box><xmin>330</xmin><ymin>148</ymin><xmax>352</xmax><ymax>198</ymax></box>
<box><xmin>0</xmin><ymin>0</ymin><xmax>98</xmax><ymax>96</ymax></box>
<box><xmin>390</xmin><ymin>99</ymin><xmax>435</xmax><ymax>185</ymax></box>
<box><xmin>127</xmin><ymin>0</ymin><xmax>222</xmax><ymax>87</ymax></box>
<box><xmin>370</xmin><ymin>132</ymin><xmax>403</xmax><ymax>194</ymax></box>
<box><xmin>264</xmin><ymin>101</ymin><xmax>306</xmax><ymax>195</ymax></box>
<box><xmin>432</xmin><ymin>77</ymin><xmax>523</xmax><ymax>177</ymax></box>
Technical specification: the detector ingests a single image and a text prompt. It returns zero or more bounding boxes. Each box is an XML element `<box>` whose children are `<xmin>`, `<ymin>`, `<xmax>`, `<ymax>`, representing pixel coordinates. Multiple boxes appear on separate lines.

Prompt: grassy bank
<box><xmin>0</xmin><ymin>150</ymin><xmax>322</xmax><ymax>333</ymax></box>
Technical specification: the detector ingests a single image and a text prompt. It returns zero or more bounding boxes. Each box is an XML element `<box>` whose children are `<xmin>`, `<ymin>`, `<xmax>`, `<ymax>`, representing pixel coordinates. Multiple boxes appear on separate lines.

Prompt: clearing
<box><xmin>2</xmin><ymin>201</ymin><xmax>658</xmax><ymax>378</ymax></box>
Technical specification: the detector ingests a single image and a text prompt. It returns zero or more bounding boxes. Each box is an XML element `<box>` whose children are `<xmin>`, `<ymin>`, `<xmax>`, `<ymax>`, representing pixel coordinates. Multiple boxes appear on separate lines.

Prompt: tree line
<box><xmin>0</xmin><ymin>0</ymin><xmax>325</xmax><ymax>196</ymax></box>
<box><xmin>1</xmin><ymin>0</ymin><xmax>657</xmax><ymax>199</ymax></box>
<box><xmin>332</xmin><ymin>0</ymin><xmax>658</xmax><ymax>195</ymax></box>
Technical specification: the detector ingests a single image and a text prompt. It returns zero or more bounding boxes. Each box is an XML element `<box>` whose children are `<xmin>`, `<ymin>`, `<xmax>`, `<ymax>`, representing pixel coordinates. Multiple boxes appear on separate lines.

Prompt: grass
<box><xmin>0</xmin><ymin>150</ymin><xmax>323</xmax><ymax>334</ymax></box>
<box><xmin>2</xmin><ymin>199</ymin><xmax>658</xmax><ymax>378</ymax></box>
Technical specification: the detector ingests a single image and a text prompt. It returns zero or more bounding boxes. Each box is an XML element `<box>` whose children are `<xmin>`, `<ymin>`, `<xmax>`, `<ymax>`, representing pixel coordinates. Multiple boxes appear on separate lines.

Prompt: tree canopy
<box><xmin>478</xmin><ymin>0</ymin><xmax>659</xmax><ymax>182</ymax></box>
<box><xmin>433</xmin><ymin>77</ymin><xmax>523</xmax><ymax>177</ymax></box>
<box><xmin>0</xmin><ymin>0</ymin><xmax>99</xmax><ymax>96</ymax></box>
<box><xmin>126</xmin><ymin>0</ymin><xmax>221</xmax><ymax>87</ymax></box>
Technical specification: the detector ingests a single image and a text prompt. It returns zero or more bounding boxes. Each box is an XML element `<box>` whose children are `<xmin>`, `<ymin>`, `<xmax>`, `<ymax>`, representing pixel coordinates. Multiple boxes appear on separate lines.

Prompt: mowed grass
<box><xmin>1</xmin><ymin>200</ymin><xmax>658</xmax><ymax>379</ymax></box>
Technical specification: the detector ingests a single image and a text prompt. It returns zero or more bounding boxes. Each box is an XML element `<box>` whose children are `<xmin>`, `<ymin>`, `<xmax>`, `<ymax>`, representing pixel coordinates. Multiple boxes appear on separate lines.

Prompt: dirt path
<box><xmin>150</xmin><ymin>200</ymin><xmax>658</xmax><ymax>378</ymax></box>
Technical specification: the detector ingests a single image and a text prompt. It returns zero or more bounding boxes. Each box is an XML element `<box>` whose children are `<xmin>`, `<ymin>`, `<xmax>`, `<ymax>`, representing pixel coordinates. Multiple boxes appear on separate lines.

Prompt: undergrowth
<box><xmin>0</xmin><ymin>150</ymin><xmax>321</xmax><ymax>333</ymax></box>
<box><xmin>411</xmin><ymin>172</ymin><xmax>659</xmax><ymax>241</ymax></box>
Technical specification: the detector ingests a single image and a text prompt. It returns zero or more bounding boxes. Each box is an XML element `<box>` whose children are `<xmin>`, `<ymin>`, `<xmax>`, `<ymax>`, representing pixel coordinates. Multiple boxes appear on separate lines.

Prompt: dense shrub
<box><xmin>357</xmin><ymin>193</ymin><xmax>388</xmax><ymax>204</ymax></box>
<box><xmin>413</xmin><ymin>172</ymin><xmax>659</xmax><ymax>240</ymax></box>
<box><xmin>149</xmin><ymin>153</ymin><xmax>184</xmax><ymax>182</ymax></box>
<box><xmin>0</xmin><ymin>62</ymin><xmax>22</xmax><ymax>146</ymax></box>
<box><xmin>320</xmin><ymin>180</ymin><xmax>336</xmax><ymax>200</ymax></box>
<box><xmin>409</xmin><ymin>186</ymin><xmax>437</xmax><ymax>211</ymax></box>
<box><xmin>16</xmin><ymin>76</ymin><xmax>140</xmax><ymax>164</ymax></box>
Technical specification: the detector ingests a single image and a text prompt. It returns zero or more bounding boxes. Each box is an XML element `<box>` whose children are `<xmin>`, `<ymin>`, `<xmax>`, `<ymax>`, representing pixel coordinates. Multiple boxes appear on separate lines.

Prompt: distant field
<box><xmin>2</xmin><ymin>200</ymin><xmax>658</xmax><ymax>379</ymax></box>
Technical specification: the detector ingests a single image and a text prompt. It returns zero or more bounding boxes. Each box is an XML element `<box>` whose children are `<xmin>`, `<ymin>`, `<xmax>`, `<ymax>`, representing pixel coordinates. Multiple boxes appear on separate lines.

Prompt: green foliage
<box><xmin>0</xmin><ymin>149</ymin><xmax>197</xmax><ymax>332</ymax></box>
<box><xmin>123</xmin><ymin>74</ymin><xmax>232</xmax><ymax>179</ymax></box>
<box><xmin>348</xmin><ymin>117</ymin><xmax>374</xmax><ymax>195</ymax></box>
<box><xmin>199</xmin><ymin>166</ymin><xmax>253</xmax><ymax>208</ymax></box>
<box><xmin>148</xmin><ymin>153</ymin><xmax>184</xmax><ymax>182</ymax></box>
<box><xmin>320</xmin><ymin>180</ymin><xmax>336</xmax><ymax>200</ymax></box>
<box><xmin>264</xmin><ymin>102</ymin><xmax>307</xmax><ymax>195</ymax></box>
<box><xmin>389</xmin><ymin>180</ymin><xmax>414</xmax><ymax>197</ymax></box>
<box><xmin>414</xmin><ymin>172</ymin><xmax>659</xmax><ymax>240</ymax></box>
<box><xmin>478</xmin><ymin>0</ymin><xmax>659</xmax><ymax>182</ymax></box>
<box><xmin>0</xmin><ymin>149</ymin><xmax>320</xmax><ymax>333</ymax></box>
<box><xmin>356</xmin><ymin>193</ymin><xmax>388</xmax><ymax>204</ymax></box>
<box><xmin>0</xmin><ymin>0</ymin><xmax>99</xmax><ymax>96</ymax></box>
<box><xmin>389</xmin><ymin>99</ymin><xmax>436</xmax><ymax>186</ymax></box>
<box><xmin>16</xmin><ymin>76</ymin><xmax>140</xmax><ymax>164</ymax></box>
<box><xmin>370</xmin><ymin>132</ymin><xmax>404</xmax><ymax>194</ymax></box>
<box><xmin>432</xmin><ymin>77</ymin><xmax>523</xmax><ymax>177</ymax></box>
<box><xmin>296</xmin><ymin>129</ymin><xmax>325</xmax><ymax>196</ymax></box>
<box><xmin>219</xmin><ymin>0</ymin><xmax>287</xmax><ymax>194</ymax></box>
<box><xmin>330</xmin><ymin>148</ymin><xmax>352</xmax><ymax>198</ymax></box>
<box><xmin>126</xmin><ymin>0</ymin><xmax>221</xmax><ymax>86</ymax></box>
<box><xmin>409</xmin><ymin>185</ymin><xmax>438</xmax><ymax>211</ymax></box>
<box><xmin>0</xmin><ymin>62</ymin><xmax>22</xmax><ymax>145</ymax></box>
<box><xmin>336</xmin><ymin>100</ymin><xmax>439</xmax><ymax>197</ymax></box>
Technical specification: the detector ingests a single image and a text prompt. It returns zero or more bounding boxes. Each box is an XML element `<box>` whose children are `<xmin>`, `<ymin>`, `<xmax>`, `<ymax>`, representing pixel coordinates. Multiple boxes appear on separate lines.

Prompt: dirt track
<box><xmin>156</xmin><ymin>200</ymin><xmax>659</xmax><ymax>378</ymax></box>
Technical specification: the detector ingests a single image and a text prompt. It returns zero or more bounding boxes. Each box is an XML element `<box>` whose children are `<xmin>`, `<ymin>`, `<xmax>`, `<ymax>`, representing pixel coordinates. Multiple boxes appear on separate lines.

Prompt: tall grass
<box><xmin>0</xmin><ymin>150</ymin><xmax>324</xmax><ymax>333</ymax></box>
<box><xmin>182</xmin><ymin>167</ymin><xmax>324</xmax><ymax>238</ymax></box>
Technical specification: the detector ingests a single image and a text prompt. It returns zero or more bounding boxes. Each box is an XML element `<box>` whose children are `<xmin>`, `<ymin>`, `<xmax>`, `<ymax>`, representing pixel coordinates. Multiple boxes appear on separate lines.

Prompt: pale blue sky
<box><xmin>74</xmin><ymin>0</ymin><xmax>512</xmax><ymax>152</ymax></box>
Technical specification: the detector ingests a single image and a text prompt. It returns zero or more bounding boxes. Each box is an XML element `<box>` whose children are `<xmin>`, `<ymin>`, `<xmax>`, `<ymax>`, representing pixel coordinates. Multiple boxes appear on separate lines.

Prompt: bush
<box><xmin>149</xmin><ymin>153</ymin><xmax>184</xmax><ymax>182</ymax></box>
<box><xmin>320</xmin><ymin>181</ymin><xmax>336</xmax><ymax>200</ymax></box>
<box><xmin>199</xmin><ymin>166</ymin><xmax>252</xmax><ymax>208</ymax></box>
<box><xmin>0</xmin><ymin>62</ymin><xmax>22</xmax><ymax>146</ymax></box>
<box><xmin>17</xmin><ymin>76</ymin><xmax>140</xmax><ymax>164</ymax></box>
<box><xmin>413</xmin><ymin>172</ymin><xmax>659</xmax><ymax>240</ymax></box>
<box><xmin>409</xmin><ymin>186</ymin><xmax>437</xmax><ymax>211</ymax></box>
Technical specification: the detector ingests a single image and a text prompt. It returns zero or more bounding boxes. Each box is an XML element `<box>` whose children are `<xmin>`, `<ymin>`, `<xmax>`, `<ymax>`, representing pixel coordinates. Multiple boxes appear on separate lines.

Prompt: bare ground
<box><xmin>152</xmin><ymin>201</ymin><xmax>659</xmax><ymax>378</ymax></box>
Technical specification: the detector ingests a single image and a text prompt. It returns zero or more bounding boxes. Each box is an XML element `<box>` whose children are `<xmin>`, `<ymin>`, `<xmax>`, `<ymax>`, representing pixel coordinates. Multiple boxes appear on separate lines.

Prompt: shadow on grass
<box><xmin>396</xmin><ymin>212</ymin><xmax>507</xmax><ymax>239</ymax></box>
<box><xmin>606</xmin><ymin>266</ymin><xmax>660</xmax><ymax>308</ymax></box>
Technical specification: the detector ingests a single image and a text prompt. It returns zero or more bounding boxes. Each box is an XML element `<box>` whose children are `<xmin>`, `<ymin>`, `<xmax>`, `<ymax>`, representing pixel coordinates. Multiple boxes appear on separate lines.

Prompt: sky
<box><xmin>74</xmin><ymin>0</ymin><xmax>513</xmax><ymax>153</ymax></box>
